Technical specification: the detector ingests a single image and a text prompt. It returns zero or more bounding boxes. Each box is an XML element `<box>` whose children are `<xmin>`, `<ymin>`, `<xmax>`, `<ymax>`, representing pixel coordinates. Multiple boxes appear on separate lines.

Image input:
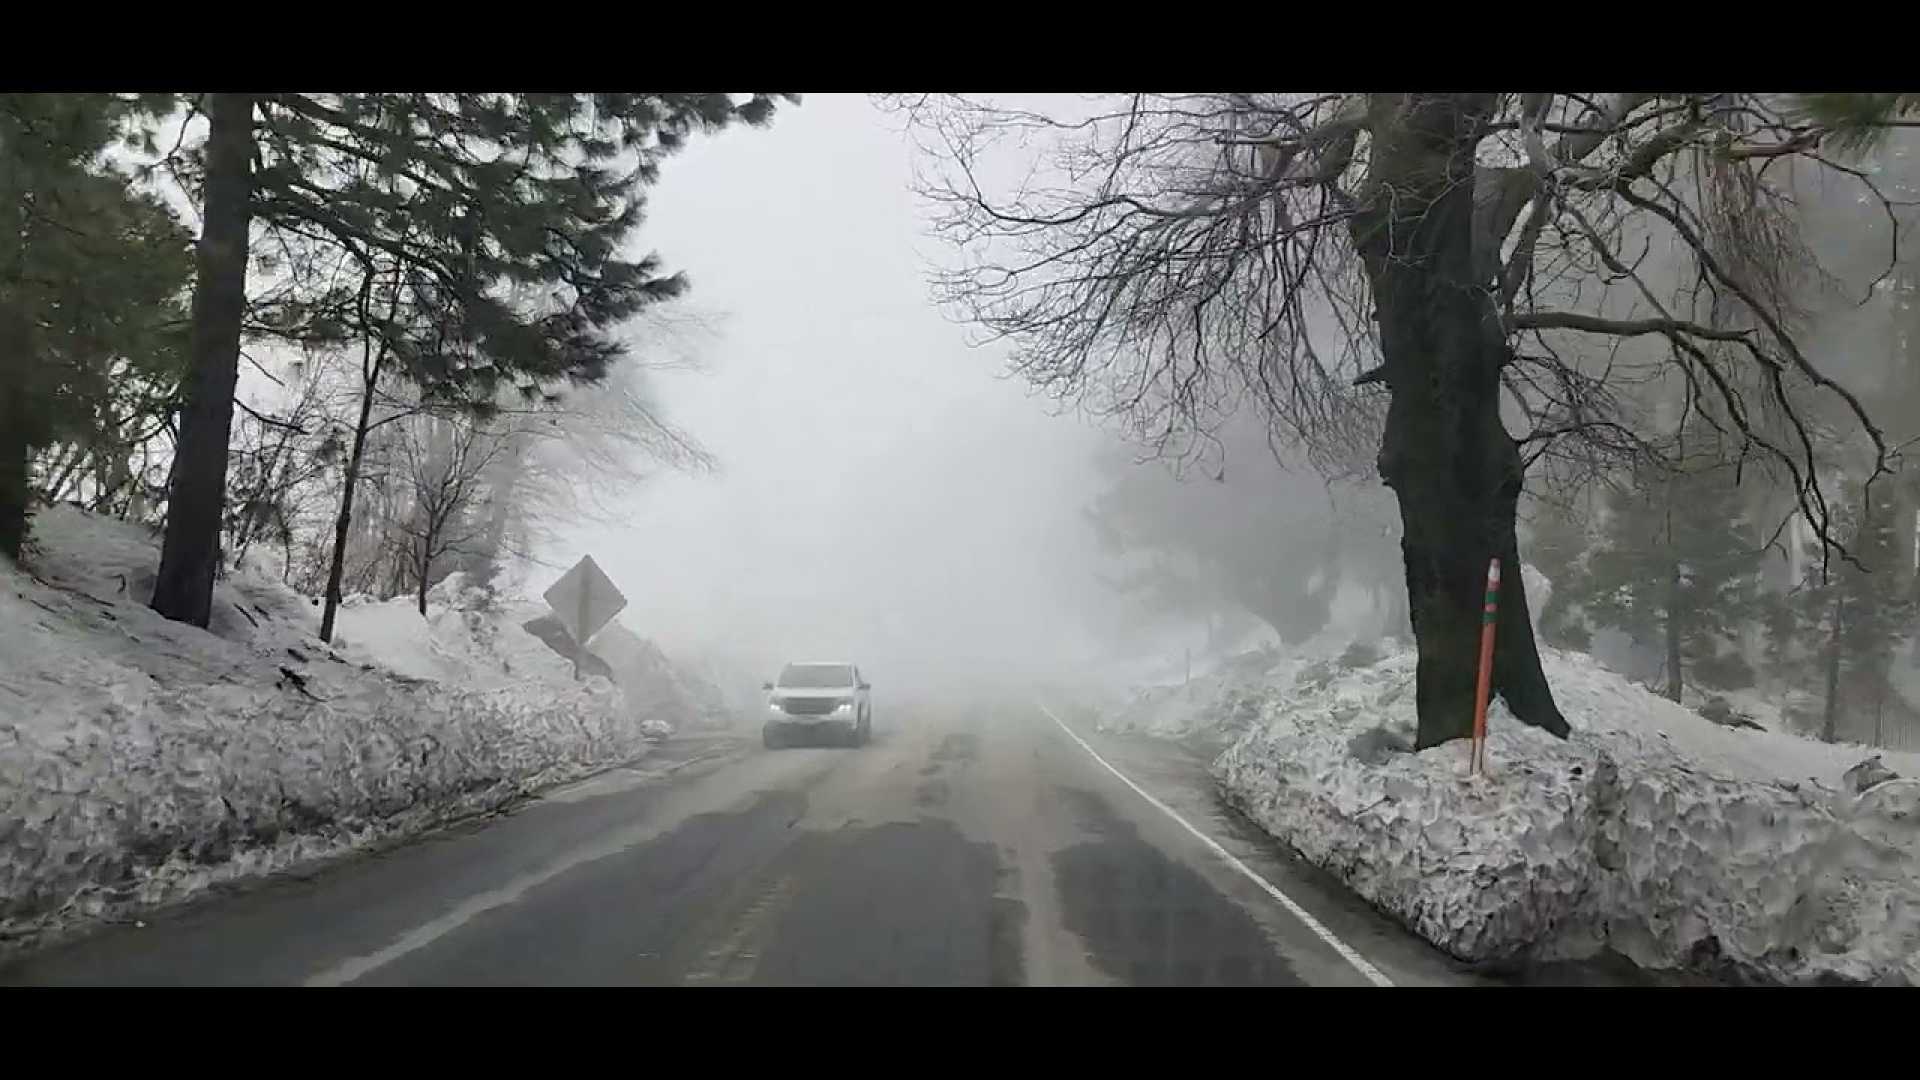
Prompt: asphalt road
<box><xmin>3</xmin><ymin>699</ymin><xmax>1552</xmax><ymax>986</ymax></box>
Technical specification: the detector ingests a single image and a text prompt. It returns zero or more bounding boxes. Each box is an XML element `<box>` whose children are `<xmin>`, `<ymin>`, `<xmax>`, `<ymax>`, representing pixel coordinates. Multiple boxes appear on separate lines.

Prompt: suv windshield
<box><xmin>778</xmin><ymin>663</ymin><xmax>855</xmax><ymax>689</ymax></box>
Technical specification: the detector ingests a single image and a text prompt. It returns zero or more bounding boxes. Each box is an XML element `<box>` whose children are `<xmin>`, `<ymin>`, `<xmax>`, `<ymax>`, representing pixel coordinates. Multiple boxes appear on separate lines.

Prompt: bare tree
<box><xmin>313</xmin><ymin>254</ymin><xmax>437</xmax><ymax>643</ymax></box>
<box><xmin>223</xmin><ymin>365</ymin><xmax>333</xmax><ymax>569</ymax></box>
<box><xmin>897</xmin><ymin>92</ymin><xmax>1900</xmax><ymax>748</ymax></box>
<box><xmin>472</xmin><ymin>308</ymin><xmax>722</xmax><ymax>576</ymax></box>
<box><xmin>391</xmin><ymin>409</ymin><xmax>508</xmax><ymax>616</ymax></box>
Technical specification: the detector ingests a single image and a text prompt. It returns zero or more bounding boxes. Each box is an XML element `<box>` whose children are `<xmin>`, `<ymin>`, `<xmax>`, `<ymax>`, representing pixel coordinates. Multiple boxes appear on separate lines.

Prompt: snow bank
<box><xmin>331</xmin><ymin>575</ymin><xmax>576</xmax><ymax>691</ymax></box>
<box><xmin>1097</xmin><ymin>649</ymin><xmax>1285</xmax><ymax>744</ymax></box>
<box><xmin>329</xmin><ymin>574</ymin><xmax>728</xmax><ymax>737</ymax></box>
<box><xmin>1206</xmin><ymin>645</ymin><xmax>1920</xmax><ymax>984</ymax></box>
<box><xmin>593</xmin><ymin>623</ymin><xmax>732</xmax><ymax>732</ymax></box>
<box><xmin>0</xmin><ymin>507</ymin><xmax>677</xmax><ymax>954</ymax></box>
<box><xmin>1096</xmin><ymin>631</ymin><xmax>1392</xmax><ymax>745</ymax></box>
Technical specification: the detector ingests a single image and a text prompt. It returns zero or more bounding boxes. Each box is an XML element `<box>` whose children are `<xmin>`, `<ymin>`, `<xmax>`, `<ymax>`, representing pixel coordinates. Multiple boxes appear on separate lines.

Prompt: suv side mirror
<box><xmin>858</xmin><ymin>681</ymin><xmax>871</xmax><ymax>691</ymax></box>
<box><xmin>761</xmin><ymin>681</ymin><xmax>774</xmax><ymax>691</ymax></box>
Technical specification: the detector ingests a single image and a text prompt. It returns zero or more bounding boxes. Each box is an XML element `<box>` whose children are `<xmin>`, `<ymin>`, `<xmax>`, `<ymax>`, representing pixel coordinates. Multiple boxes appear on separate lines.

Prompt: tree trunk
<box><xmin>463</xmin><ymin>436</ymin><xmax>523</xmax><ymax>589</ymax></box>
<box><xmin>0</xmin><ymin>412</ymin><xmax>27</xmax><ymax>562</ymax></box>
<box><xmin>1353</xmin><ymin>94</ymin><xmax>1568</xmax><ymax>749</ymax></box>
<box><xmin>415</xmin><ymin>535</ymin><xmax>434</xmax><ymax>616</ymax></box>
<box><xmin>1873</xmin><ymin>682</ymin><xmax>1886</xmax><ymax>748</ymax></box>
<box><xmin>99</xmin><ymin>398</ymin><xmax>135</xmax><ymax>520</ymax></box>
<box><xmin>0</xmin><ymin>127</ymin><xmax>25</xmax><ymax>560</ymax></box>
<box><xmin>150</xmin><ymin>93</ymin><xmax>254</xmax><ymax>627</ymax></box>
<box><xmin>1822</xmin><ymin>593</ymin><xmax>1845</xmax><ymax>744</ymax></box>
<box><xmin>1887</xmin><ymin>270</ymin><xmax>1919</xmax><ymax>596</ymax></box>
<box><xmin>0</xmin><ymin>305</ymin><xmax>36</xmax><ymax>560</ymax></box>
<box><xmin>384</xmin><ymin>542</ymin><xmax>412</xmax><ymax>601</ymax></box>
<box><xmin>1664</xmin><ymin>559</ymin><xmax>1685</xmax><ymax>703</ymax></box>
<box><xmin>318</xmin><ymin>375</ymin><xmax>380</xmax><ymax>643</ymax></box>
<box><xmin>1661</xmin><ymin>472</ymin><xmax>1685</xmax><ymax>703</ymax></box>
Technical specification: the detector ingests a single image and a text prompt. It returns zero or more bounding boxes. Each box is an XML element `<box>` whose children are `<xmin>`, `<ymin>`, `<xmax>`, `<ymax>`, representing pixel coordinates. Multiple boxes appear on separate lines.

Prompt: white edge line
<box><xmin>1038</xmin><ymin>702</ymin><xmax>1395</xmax><ymax>988</ymax></box>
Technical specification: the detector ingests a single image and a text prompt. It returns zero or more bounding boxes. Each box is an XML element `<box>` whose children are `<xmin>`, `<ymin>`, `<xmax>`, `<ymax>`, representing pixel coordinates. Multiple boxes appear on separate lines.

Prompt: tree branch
<box><xmin>1510</xmin><ymin>311</ymin><xmax>1752</xmax><ymax>342</ymax></box>
<box><xmin>234</xmin><ymin>400</ymin><xmax>309</xmax><ymax>434</ymax></box>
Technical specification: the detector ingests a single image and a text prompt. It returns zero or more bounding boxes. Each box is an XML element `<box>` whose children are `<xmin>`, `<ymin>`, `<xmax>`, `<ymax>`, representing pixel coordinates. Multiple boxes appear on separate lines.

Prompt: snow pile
<box><xmin>1097</xmin><ymin>648</ymin><xmax>1284</xmax><ymax>743</ymax></box>
<box><xmin>331</xmin><ymin>574</ymin><xmax>577</xmax><ymax>691</ymax></box>
<box><xmin>594</xmin><ymin>623</ymin><xmax>732</xmax><ymax>732</ymax></box>
<box><xmin>1207</xmin><ymin>645</ymin><xmax>1920</xmax><ymax>984</ymax></box>
<box><xmin>1096</xmin><ymin>632</ymin><xmax>1385</xmax><ymax>745</ymax></box>
<box><xmin>330</xmin><ymin>572</ymin><xmax>728</xmax><ymax>738</ymax></box>
<box><xmin>0</xmin><ymin>507</ymin><xmax>661</xmax><ymax>954</ymax></box>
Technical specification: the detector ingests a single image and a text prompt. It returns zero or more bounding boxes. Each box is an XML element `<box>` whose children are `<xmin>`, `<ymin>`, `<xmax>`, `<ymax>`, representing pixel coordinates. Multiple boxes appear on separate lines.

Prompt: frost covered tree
<box><xmin>145</xmin><ymin>93</ymin><xmax>796</xmax><ymax>628</ymax></box>
<box><xmin>389</xmin><ymin>410</ymin><xmax>506</xmax><ymax>616</ymax></box>
<box><xmin>1793</xmin><ymin>95</ymin><xmax>1920</xmax><ymax>608</ymax></box>
<box><xmin>452</xmin><ymin>308</ymin><xmax>721</xmax><ymax>591</ymax></box>
<box><xmin>1086</xmin><ymin>411</ymin><xmax>1399</xmax><ymax>647</ymax></box>
<box><xmin>1520</xmin><ymin>497</ymin><xmax>1594</xmax><ymax>651</ymax></box>
<box><xmin>223</xmin><ymin>362</ymin><xmax>335</xmax><ymax>572</ymax></box>
<box><xmin>1576</xmin><ymin>452</ymin><xmax>1768</xmax><ymax>701</ymax></box>
<box><xmin>1769</xmin><ymin>485</ymin><xmax>1919</xmax><ymax>742</ymax></box>
<box><xmin>900</xmin><ymin>92</ymin><xmax>1899</xmax><ymax>749</ymax></box>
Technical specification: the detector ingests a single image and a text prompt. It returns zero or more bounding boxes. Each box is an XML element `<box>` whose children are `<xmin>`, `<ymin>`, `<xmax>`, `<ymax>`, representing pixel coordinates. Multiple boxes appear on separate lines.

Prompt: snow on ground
<box><xmin>1196</xmin><ymin>644</ymin><xmax>1920</xmax><ymax>984</ymax></box>
<box><xmin>328</xmin><ymin>574</ymin><xmax>725</xmax><ymax>736</ymax></box>
<box><xmin>592</xmin><ymin>623</ymin><xmax>732</xmax><ymax>732</ymax></box>
<box><xmin>1094</xmin><ymin>631</ymin><xmax>1380</xmax><ymax>748</ymax></box>
<box><xmin>0</xmin><ymin>506</ymin><xmax>705</xmax><ymax>955</ymax></box>
<box><xmin>330</xmin><ymin>583</ymin><xmax>575</xmax><ymax>691</ymax></box>
<box><xmin>1098</xmin><ymin>622</ymin><xmax>1413</xmax><ymax>749</ymax></box>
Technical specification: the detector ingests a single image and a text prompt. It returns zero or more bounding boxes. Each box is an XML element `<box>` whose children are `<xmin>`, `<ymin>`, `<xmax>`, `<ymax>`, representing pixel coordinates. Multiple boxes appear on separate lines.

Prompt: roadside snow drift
<box><xmin>1207</xmin><ymin>647</ymin><xmax>1920</xmax><ymax>984</ymax></box>
<box><xmin>1095</xmin><ymin>632</ymin><xmax>1390</xmax><ymax>748</ymax></box>
<box><xmin>330</xmin><ymin>573</ymin><xmax>727</xmax><ymax>734</ymax></box>
<box><xmin>0</xmin><ymin>507</ymin><xmax>692</xmax><ymax>954</ymax></box>
<box><xmin>1096</xmin><ymin>648</ymin><xmax>1290</xmax><ymax>745</ymax></box>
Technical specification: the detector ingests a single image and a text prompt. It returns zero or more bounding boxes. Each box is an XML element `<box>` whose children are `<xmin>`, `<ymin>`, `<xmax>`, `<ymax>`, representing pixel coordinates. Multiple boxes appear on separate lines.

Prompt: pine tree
<box><xmin>1792</xmin><ymin>94</ymin><xmax>1920</xmax><ymax>156</ymax></box>
<box><xmin>1579</xmin><ymin>459</ymin><xmax>1767</xmax><ymax>701</ymax></box>
<box><xmin>1773</xmin><ymin>485</ymin><xmax>1920</xmax><ymax>742</ymax></box>
<box><xmin>0</xmin><ymin>94</ymin><xmax>193</xmax><ymax>560</ymax></box>
<box><xmin>149</xmin><ymin>93</ymin><xmax>797</xmax><ymax>627</ymax></box>
<box><xmin>1522</xmin><ymin>498</ymin><xmax>1593</xmax><ymax>651</ymax></box>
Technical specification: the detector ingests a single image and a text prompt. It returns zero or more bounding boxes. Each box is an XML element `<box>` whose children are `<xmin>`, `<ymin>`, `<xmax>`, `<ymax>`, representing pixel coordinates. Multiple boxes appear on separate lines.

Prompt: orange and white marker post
<box><xmin>1471</xmin><ymin>557</ymin><xmax>1501</xmax><ymax>776</ymax></box>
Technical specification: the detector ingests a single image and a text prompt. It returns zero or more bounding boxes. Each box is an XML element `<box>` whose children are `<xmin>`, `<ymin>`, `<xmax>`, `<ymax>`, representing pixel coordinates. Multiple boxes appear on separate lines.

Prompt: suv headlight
<box><xmin>834</xmin><ymin>700</ymin><xmax>854</xmax><ymax>715</ymax></box>
<box><xmin>768</xmin><ymin>698</ymin><xmax>783</xmax><ymax>712</ymax></box>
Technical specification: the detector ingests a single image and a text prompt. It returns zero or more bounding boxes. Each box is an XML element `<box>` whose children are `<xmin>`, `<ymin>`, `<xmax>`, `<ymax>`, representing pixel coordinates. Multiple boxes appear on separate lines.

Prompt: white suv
<box><xmin>762</xmin><ymin>661</ymin><xmax>871</xmax><ymax>748</ymax></box>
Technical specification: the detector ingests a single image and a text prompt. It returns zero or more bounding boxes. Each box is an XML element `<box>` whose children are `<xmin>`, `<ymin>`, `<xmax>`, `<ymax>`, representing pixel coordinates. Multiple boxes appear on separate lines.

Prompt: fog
<box><xmin>518</xmin><ymin>97</ymin><xmax>1920</xmax><ymax>714</ymax></box>
<box><xmin>18</xmin><ymin>93</ymin><xmax>1919</xmax><ymax>986</ymax></box>
<box><xmin>532</xmin><ymin>95</ymin><xmax>1133</xmax><ymax>700</ymax></box>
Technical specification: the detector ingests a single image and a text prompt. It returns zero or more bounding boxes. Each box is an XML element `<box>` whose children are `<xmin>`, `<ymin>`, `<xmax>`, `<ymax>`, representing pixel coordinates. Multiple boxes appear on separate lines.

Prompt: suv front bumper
<box><xmin>766</xmin><ymin>715</ymin><xmax>858</xmax><ymax>733</ymax></box>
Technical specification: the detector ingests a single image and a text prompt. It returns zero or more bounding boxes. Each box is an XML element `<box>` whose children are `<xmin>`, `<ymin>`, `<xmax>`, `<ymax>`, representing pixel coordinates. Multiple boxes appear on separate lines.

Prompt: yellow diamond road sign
<box><xmin>543</xmin><ymin>555</ymin><xmax>627</xmax><ymax>647</ymax></box>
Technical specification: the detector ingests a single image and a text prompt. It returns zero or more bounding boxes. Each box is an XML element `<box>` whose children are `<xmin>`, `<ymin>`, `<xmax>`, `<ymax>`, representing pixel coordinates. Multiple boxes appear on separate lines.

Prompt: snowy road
<box><xmin>2</xmin><ymin>700</ymin><xmax>1607</xmax><ymax>986</ymax></box>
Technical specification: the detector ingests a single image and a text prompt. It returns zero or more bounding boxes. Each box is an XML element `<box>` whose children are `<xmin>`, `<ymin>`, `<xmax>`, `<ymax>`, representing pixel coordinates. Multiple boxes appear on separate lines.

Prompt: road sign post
<box><xmin>574</xmin><ymin>571</ymin><xmax>590</xmax><ymax>680</ymax></box>
<box><xmin>542</xmin><ymin>555</ymin><xmax>628</xmax><ymax>680</ymax></box>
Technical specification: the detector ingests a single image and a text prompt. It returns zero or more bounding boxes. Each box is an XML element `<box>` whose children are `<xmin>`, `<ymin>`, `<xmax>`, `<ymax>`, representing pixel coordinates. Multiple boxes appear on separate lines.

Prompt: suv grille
<box><xmin>781</xmin><ymin>696</ymin><xmax>843</xmax><ymax>716</ymax></box>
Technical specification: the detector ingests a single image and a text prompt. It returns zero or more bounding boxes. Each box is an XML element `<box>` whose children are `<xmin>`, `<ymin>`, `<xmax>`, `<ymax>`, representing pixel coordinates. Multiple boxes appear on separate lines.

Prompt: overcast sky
<box><xmin>536</xmin><ymin>94</ymin><xmax>1126</xmax><ymax>692</ymax></box>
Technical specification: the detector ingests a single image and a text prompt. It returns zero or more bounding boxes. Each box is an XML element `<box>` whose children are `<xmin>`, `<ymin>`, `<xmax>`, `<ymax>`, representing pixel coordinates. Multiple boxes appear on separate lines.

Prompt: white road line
<box><xmin>304</xmin><ymin>745</ymin><xmax>758</xmax><ymax>984</ymax></box>
<box><xmin>1037</xmin><ymin>703</ymin><xmax>1396</xmax><ymax>988</ymax></box>
<box><xmin>302</xmin><ymin>812</ymin><xmax>682</xmax><ymax>987</ymax></box>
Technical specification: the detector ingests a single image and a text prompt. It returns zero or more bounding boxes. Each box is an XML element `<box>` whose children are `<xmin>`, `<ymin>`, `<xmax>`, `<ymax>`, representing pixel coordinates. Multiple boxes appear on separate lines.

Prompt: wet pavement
<box><xmin>1</xmin><ymin>700</ymin><xmax>1657</xmax><ymax>986</ymax></box>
